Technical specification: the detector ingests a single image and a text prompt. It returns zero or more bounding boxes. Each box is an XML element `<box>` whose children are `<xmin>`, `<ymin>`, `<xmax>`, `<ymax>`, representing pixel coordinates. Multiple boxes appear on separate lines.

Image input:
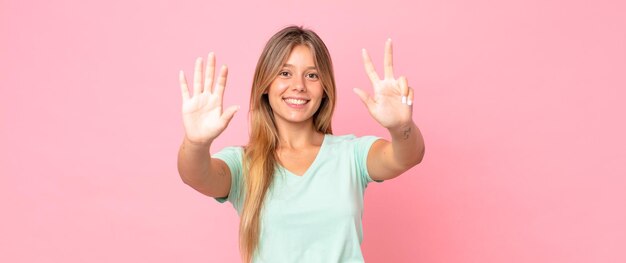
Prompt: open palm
<box><xmin>353</xmin><ymin>39</ymin><xmax>414</xmax><ymax>129</ymax></box>
<box><xmin>180</xmin><ymin>53</ymin><xmax>239</xmax><ymax>145</ymax></box>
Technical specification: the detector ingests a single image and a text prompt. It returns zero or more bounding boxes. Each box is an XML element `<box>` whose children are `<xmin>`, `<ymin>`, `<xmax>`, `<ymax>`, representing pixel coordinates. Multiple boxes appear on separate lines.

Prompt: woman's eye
<box><xmin>307</xmin><ymin>73</ymin><xmax>319</xmax><ymax>79</ymax></box>
<box><xmin>279</xmin><ymin>71</ymin><xmax>290</xmax><ymax>77</ymax></box>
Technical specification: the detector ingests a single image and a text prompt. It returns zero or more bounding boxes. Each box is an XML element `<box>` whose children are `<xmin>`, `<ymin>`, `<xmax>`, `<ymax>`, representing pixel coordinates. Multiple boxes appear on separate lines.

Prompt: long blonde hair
<box><xmin>239</xmin><ymin>26</ymin><xmax>337</xmax><ymax>262</ymax></box>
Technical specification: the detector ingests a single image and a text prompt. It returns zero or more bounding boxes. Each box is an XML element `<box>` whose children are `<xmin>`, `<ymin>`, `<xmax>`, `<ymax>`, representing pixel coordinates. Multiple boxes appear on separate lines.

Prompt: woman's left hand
<box><xmin>354</xmin><ymin>39</ymin><xmax>414</xmax><ymax>130</ymax></box>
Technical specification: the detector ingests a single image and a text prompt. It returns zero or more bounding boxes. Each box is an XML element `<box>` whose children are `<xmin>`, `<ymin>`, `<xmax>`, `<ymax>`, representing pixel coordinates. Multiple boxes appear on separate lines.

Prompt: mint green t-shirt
<box><xmin>213</xmin><ymin>134</ymin><xmax>382</xmax><ymax>263</ymax></box>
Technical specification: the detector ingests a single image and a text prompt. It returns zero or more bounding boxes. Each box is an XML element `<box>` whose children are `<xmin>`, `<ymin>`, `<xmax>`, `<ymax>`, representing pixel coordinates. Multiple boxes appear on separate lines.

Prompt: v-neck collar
<box><xmin>278</xmin><ymin>134</ymin><xmax>328</xmax><ymax>178</ymax></box>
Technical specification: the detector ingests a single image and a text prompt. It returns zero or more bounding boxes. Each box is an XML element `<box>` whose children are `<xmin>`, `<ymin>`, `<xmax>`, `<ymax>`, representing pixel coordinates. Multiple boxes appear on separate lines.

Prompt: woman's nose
<box><xmin>291</xmin><ymin>77</ymin><xmax>306</xmax><ymax>92</ymax></box>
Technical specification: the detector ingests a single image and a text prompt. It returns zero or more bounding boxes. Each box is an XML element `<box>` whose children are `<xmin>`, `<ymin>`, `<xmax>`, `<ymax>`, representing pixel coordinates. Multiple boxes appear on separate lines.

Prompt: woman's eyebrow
<box><xmin>283</xmin><ymin>64</ymin><xmax>317</xmax><ymax>70</ymax></box>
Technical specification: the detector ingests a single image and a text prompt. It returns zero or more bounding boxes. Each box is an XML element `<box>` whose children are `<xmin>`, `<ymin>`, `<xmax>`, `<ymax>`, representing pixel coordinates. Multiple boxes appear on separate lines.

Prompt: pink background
<box><xmin>2</xmin><ymin>0</ymin><xmax>625</xmax><ymax>262</ymax></box>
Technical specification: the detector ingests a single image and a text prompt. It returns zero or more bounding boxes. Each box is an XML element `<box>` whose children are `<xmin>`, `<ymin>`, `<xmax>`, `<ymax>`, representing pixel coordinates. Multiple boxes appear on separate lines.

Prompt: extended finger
<box><xmin>353</xmin><ymin>88</ymin><xmax>374</xmax><ymax>109</ymax></box>
<box><xmin>214</xmin><ymin>65</ymin><xmax>228</xmax><ymax>99</ymax></box>
<box><xmin>193</xmin><ymin>57</ymin><xmax>203</xmax><ymax>95</ymax></box>
<box><xmin>179</xmin><ymin>70</ymin><xmax>190</xmax><ymax>101</ymax></box>
<box><xmin>362</xmin><ymin>49</ymin><xmax>380</xmax><ymax>83</ymax></box>
<box><xmin>407</xmin><ymin>87</ymin><xmax>414</xmax><ymax>106</ymax></box>
<box><xmin>384</xmin><ymin>38</ymin><xmax>394</xmax><ymax>79</ymax></box>
<box><xmin>399</xmin><ymin>76</ymin><xmax>409</xmax><ymax>104</ymax></box>
<box><xmin>204</xmin><ymin>52</ymin><xmax>215</xmax><ymax>94</ymax></box>
<box><xmin>220</xmin><ymin>105</ymin><xmax>240</xmax><ymax>127</ymax></box>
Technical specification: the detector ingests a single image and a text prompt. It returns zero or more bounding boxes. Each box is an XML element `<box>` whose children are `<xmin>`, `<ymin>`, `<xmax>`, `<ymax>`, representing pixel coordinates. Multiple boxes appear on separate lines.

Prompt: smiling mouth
<box><xmin>283</xmin><ymin>98</ymin><xmax>309</xmax><ymax>105</ymax></box>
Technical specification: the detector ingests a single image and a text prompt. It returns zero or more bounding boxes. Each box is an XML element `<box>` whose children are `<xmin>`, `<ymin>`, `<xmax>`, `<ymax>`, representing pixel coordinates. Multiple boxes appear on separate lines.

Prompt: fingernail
<box><xmin>407</xmin><ymin>100</ymin><xmax>413</xmax><ymax>106</ymax></box>
<box><xmin>401</xmin><ymin>96</ymin><xmax>407</xmax><ymax>104</ymax></box>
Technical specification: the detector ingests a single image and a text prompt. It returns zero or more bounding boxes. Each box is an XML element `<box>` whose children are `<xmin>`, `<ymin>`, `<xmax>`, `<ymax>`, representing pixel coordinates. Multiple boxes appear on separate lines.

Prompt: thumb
<box><xmin>220</xmin><ymin>105</ymin><xmax>240</xmax><ymax>126</ymax></box>
<box><xmin>353</xmin><ymin>88</ymin><xmax>373</xmax><ymax>108</ymax></box>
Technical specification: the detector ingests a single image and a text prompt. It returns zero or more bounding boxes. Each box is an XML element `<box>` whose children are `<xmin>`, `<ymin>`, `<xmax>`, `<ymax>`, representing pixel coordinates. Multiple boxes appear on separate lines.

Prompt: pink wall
<box><xmin>2</xmin><ymin>0</ymin><xmax>625</xmax><ymax>262</ymax></box>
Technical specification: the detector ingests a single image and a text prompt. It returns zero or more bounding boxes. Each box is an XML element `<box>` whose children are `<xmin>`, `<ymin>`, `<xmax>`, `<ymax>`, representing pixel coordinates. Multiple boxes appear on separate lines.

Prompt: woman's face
<box><xmin>267</xmin><ymin>45</ymin><xmax>325</xmax><ymax>126</ymax></box>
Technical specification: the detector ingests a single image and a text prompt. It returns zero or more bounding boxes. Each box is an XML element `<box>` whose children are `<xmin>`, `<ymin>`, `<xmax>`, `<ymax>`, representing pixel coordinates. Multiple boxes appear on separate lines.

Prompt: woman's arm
<box><xmin>177</xmin><ymin>138</ymin><xmax>232</xmax><ymax>198</ymax></box>
<box><xmin>353</xmin><ymin>39</ymin><xmax>425</xmax><ymax>181</ymax></box>
<box><xmin>368</xmin><ymin>121</ymin><xmax>425</xmax><ymax>181</ymax></box>
<box><xmin>177</xmin><ymin>53</ymin><xmax>239</xmax><ymax>196</ymax></box>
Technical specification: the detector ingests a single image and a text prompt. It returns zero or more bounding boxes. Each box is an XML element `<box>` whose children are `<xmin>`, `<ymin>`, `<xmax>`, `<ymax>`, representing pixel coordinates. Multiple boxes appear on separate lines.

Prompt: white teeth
<box><xmin>284</xmin><ymin>98</ymin><xmax>307</xmax><ymax>105</ymax></box>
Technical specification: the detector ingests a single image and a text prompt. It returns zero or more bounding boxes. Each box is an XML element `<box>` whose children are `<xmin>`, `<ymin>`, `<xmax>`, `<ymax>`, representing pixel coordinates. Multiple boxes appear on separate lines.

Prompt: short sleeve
<box><xmin>212</xmin><ymin>146</ymin><xmax>244</xmax><ymax>211</ymax></box>
<box><xmin>353</xmin><ymin>135</ymin><xmax>384</xmax><ymax>188</ymax></box>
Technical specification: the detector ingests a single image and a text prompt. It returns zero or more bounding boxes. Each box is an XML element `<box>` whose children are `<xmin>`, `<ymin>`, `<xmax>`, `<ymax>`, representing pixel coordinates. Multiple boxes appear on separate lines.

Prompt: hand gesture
<box><xmin>179</xmin><ymin>53</ymin><xmax>239</xmax><ymax>146</ymax></box>
<box><xmin>353</xmin><ymin>39</ymin><xmax>414</xmax><ymax>129</ymax></box>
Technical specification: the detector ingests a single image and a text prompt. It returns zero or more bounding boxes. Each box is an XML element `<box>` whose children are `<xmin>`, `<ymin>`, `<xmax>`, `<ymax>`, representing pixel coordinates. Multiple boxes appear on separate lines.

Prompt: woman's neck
<box><xmin>275</xmin><ymin>119</ymin><xmax>324</xmax><ymax>150</ymax></box>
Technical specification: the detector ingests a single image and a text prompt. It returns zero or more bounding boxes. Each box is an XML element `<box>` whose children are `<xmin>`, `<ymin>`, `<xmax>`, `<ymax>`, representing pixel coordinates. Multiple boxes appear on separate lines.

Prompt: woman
<box><xmin>177</xmin><ymin>26</ymin><xmax>425</xmax><ymax>263</ymax></box>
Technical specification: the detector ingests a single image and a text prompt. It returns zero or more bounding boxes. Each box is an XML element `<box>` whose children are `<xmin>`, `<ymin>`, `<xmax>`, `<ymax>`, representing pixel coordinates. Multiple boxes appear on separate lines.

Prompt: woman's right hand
<box><xmin>179</xmin><ymin>52</ymin><xmax>239</xmax><ymax>146</ymax></box>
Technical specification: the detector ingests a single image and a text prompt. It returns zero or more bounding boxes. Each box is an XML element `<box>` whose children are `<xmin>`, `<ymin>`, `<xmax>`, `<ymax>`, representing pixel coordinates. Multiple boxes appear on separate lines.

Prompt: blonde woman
<box><xmin>177</xmin><ymin>26</ymin><xmax>425</xmax><ymax>263</ymax></box>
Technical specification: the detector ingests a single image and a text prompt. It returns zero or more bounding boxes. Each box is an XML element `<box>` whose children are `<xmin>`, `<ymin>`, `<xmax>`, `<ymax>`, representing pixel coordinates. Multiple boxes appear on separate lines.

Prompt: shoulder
<box><xmin>213</xmin><ymin>145</ymin><xmax>244</xmax><ymax>155</ymax></box>
<box><xmin>325</xmin><ymin>134</ymin><xmax>381</xmax><ymax>147</ymax></box>
<box><xmin>212</xmin><ymin>146</ymin><xmax>245</xmax><ymax>165</ymax></box>
<box><xmin>323</xmin><ymin>134</ymin><xmax>381</xmax><ymax>157</ymax></box>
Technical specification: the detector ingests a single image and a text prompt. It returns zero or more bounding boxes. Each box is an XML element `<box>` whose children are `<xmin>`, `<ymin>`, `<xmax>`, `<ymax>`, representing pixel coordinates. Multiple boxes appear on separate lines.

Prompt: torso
<box><xmin>212</xmin><ymin>134</ymin><xmax>381</xmax><ymax>263</ymax></box>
